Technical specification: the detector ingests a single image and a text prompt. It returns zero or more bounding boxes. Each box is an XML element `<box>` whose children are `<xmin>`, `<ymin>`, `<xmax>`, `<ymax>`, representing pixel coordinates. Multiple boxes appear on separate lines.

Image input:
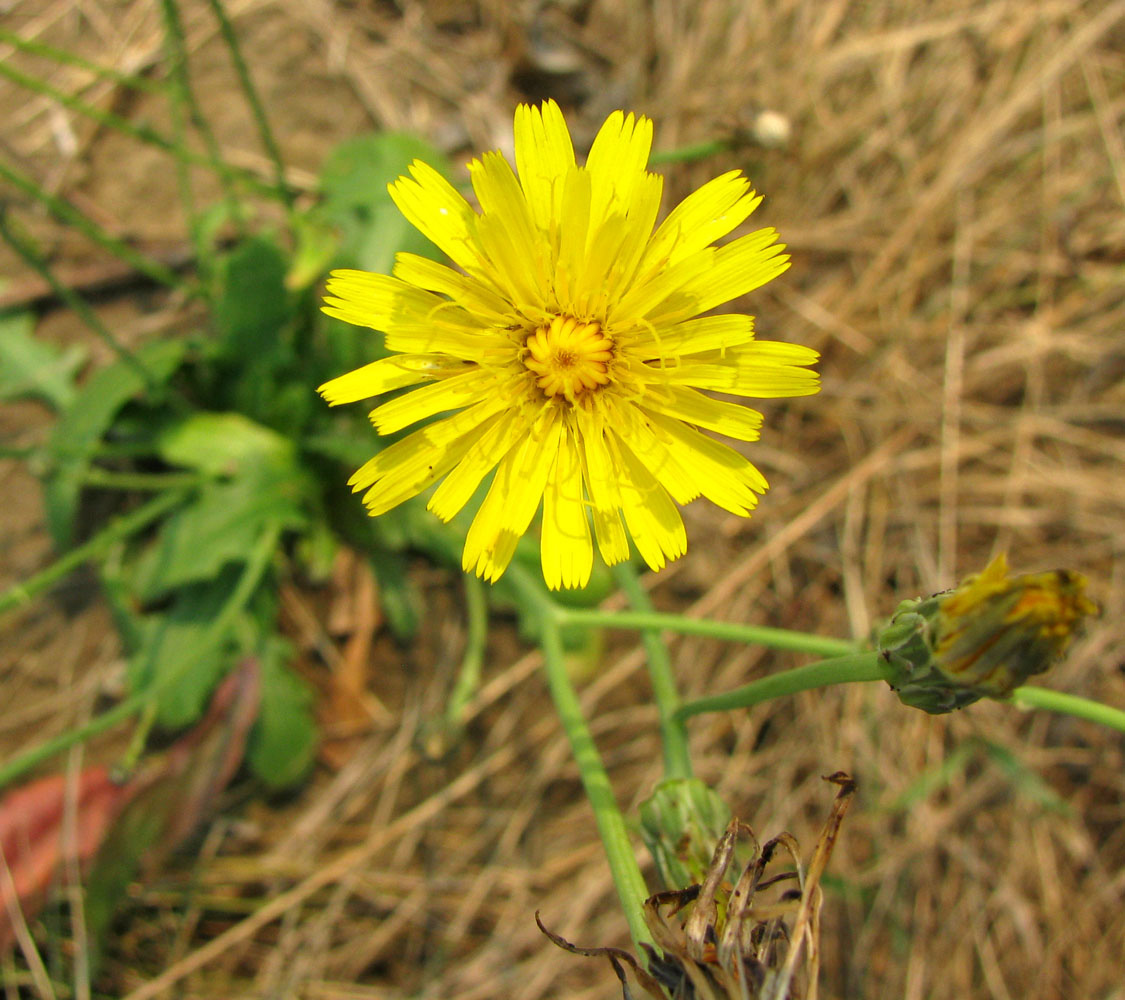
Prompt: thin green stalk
<box><xmin>649</xmin><ymin>139</ymin><xmax>729</xmax><ymax>165</ymax></box>
<box><xmin>81</xmin><ymin>468</ymin><xmax>205</xmax><ymax>491</ymax></box>
<box><xmin>0</xmin><ymin>445</ymin><xmax>40</xmax><ymax>460</ymax></box>
<box><xmin>159</xmin><ymin>0</ymin><xmax>244</xmax><ymax>249</ymax></box>
<box><xmin>203</xmin><ymin>0</ymin><xmax>292</xmax><ymax>207</ymax></box>
<box><xmin>444</xmin><ymin>573</ymin><xmax>488</xmax><ymax>730</ymax></box>
<box><xmin>555</xmin><ymin>605</ymin><xmax>857</xmax><ymax>659</ymax></box>
<box><xmin>675</xmin><ymin>652</ymin><xmax>892</xmax><ymax>720</ymax></box>
<box><xmin>0</xmin><ymin>157</ymin><xmax>185</xmax><ymax>291</ymax></box>
<box><xmin>0</xmin><ymin>27</ymin><xmax>163</xmax><ymax>93</ymax></box>
<box><xmin>0</xmin><ymin>209</ymin><xmax>162</xmax><ymax>387</ymax></box>
<box><xmin>612</xmin><ymin>564</ymin><xmax>692</xmax><ymax>780</ymax></box>
<box><xmin>0</xmin><ymin>522</ymin><xmax>280</xmax><ymax>789</ymax></box>
<box><xmin>0</xmin><ymin>488</ymin><xmax>191</xmax><ymax>619</ymax></box>
<box><xmin>159</xmin><ymin>0</ymin><xmax>204</xmax><ymax>260</ymax></box>
<box><xmin>0</xmin><ymin>60</ymin><xmax>279</xmax><ymax>199</ymax></box>
<box><xmin>508</xmin><ymin>566</ymin><xmax>653</xmax><ymax>951</ymax></box>
<box><xmin>1011</xmin><ymin>685</ymin><xmax>1125</xmax><ymax>736</ymax></box>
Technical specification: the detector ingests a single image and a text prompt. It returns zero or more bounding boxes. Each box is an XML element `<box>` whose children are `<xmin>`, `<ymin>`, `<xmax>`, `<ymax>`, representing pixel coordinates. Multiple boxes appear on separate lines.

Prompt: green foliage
<box><xmin>248</xmin><ymin>636</ymin><xmax>318</xmax><ymax>790</ymax></box>
<box><xmin>0</xmin><ymin>309</ymin><xmax>86</xmax><ymax>410</ymax></box>
<box><xmin>127</xmin><ymin>567</ymin><xmax>246</xmax><ymax>728</ymax></box>
<box><xmin>43</xmin><ymin>338</ymin><xmax>186</xmax><ymax>547</ymax></box>
<box><xmin>4</xmin><ymin>124</ymin><xmax>470</xmax><ymax>796</ymax></box>
<box><xmin>0</xmin><ymin>2</ymin><xmax>477</xmax><ymax>818</ymax></box>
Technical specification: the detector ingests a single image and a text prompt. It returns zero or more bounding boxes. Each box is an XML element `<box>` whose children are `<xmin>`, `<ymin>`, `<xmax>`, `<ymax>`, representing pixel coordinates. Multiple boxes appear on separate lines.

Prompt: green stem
<box><xmin>0</xmin><ymin>489</ymin><xmax>191</xmax><ymax>619</ymax></box>
<box><xmin>0</xmin><ymin>60</ymin><xmax>277</xmax><ymax>199</ymax></box>
<box><xmin>0</xmin><ymin>158</ymin><xmax>186</xmax><ymax>291</ymax></box>
<box><xmin>0</xmin><ymin>523</ymin><xmax>279</xmax><ymax>789</ymax></box>
<box><xmin>508</xmin><ymin>566</ymin><xmax>653</xmax><ymax>951</ymax></box>
<box><xmin>556</xmin><ymin>605</ymin><xmax>857</xmax><ymax>659</ymax></box>
<box><xmin>203</xmin><ymin>0</ymin><xmax>292</xmax><ymax>207</ymax></box>
<box><xmin>444</xmin><ymin>573</ymin><xmax>488</xmax><ymax>730</ymax></box>
<box><xmin>0</xmin><ymin>27</ymin><xmax>163</xmax><ymax>93</ymax></box>
<box><xmin>1011</xmin><ymin>685</ymin><xmax>1125</xmax><ymax>736</ymax></box>
<box><xmin>612</xmin><ymin>564</ymin><xmax>692</xmax><ymax>781</ymax></box>
<box><xmin>675</xmin><ymin>652</ymin><xmax>892</xmax><ymax>720</ymax></box>
<box><xmin>81</xmin><ymin>468</ymin><xmax>205</xmax><ymax>492</ymax></box>
<box><xmin>159</xmin><ymin>0</ymin><xmax>245</xmax><ymax>247</ymax></box>
<box><xmin>649</xmin><ymin>139</ymin><xmax>729</xmax><ymax>165</ymax></box>
<box><xmin>0</xmin><ymin>210</ymin><xmax>162</xmax><ymax>388</ymax></box>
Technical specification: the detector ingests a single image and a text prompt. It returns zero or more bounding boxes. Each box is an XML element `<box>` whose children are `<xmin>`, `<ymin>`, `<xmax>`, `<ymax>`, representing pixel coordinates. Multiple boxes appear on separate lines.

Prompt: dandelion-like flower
<box><xmin>319</xmin><ymin>100</ymin><xmax>819</xmax><ymax>589</ymax></box>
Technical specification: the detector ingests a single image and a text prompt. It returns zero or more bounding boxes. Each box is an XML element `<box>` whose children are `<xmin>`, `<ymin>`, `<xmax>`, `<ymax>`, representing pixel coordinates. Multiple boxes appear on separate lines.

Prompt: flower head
<box><xmin>878</xmin><ymin>555</ymin><xmax>1099</xmax><ymax>713</ymax></box>
<box><xmin>319</xmin><ymin>101</ymin><xmax>819</xmax><ymax>588</ymax></box>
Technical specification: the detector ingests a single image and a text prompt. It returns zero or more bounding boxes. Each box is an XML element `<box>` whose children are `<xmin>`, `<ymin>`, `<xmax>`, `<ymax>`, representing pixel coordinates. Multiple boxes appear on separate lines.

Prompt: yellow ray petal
<box><xmin>462</xmin><ymin>408</ymin><xmax>562</xmax><ymax>582</ymax></box>
<box><xmin>630</xmin><ymin>314</ymin><xmax>757</xmax><ymax>359</ymax></box>
<box><xmin>541</xmin><ymin>424</ymin><xmax>593</xmax><ymax>590</ymax></box>
<box><xmin>640</xmin><ymin>386</ymin><xmax>764</xmax><ymax>441</ymax></box>
<box><xmin>606</xmin><ymin>432</ymin><xmax>686</xmax><ymax>572</ymax></box>
<box><xmin>646</xmin><ymin>411</ymin><xmax>768</xmax><ymax>515</ymax></box>
<box><xmin>576</xmin><ymin>409</ymin><xmax>630</xmax><ymax>567</ymax></box>
<box><xmin>640</xmin><ymin>171</ymin><xmax>761</xmax><ymax>274</ymax></box>
<box><xmin>349</xmin><ymin>396</ymin><xmax>508</xmax><ymax>493</ymax></box>
<box><xmin>471</xmin><ymin>150</ymin><xmax>550</xmax><ymax>307</ymax></box>
<box><xmin>392</xmin><ymin>253</ymin><xmax>513</xmax><ymax>323</ymax></box>
<box><xmin>368</xmin><ymin>367</ymin><xmax>493</xmax><ymax>434</ymax></box>
<box><xmin>318</xmin><ymin>354</ymin><xmax>460</xmax><ymax>405</ymax></box>
<box><xmin>388</xmin><ymin>160</ymin><xmax>486</xmax><ymax>276</ymax></box>
<box><xmin>515</xmin><ymin>100</ymin><xmax>576</xmax><ymax>232</ymax></box>
<box><xmin>613</xmin><ymin>404</ymin><xmax>699</xmax><ymax>505</ymax></box>
<box><xmin>554</xmin><ymin>168</ymin><xmax>593</xmax><ymax>311</ymax></box>
<box><xmin>661</xmin><ymin>341</ymin><xmax>821</xmax><ymax>397</ymax></box>
<box><xmin>427</xmin><ymin>409</ymin><xmax>530</xmax><ymax>522</ymax></box>
<box><xmin>586</xmin><ymin>110</ymin><xmax>654</xmax><ymax>234</ymax></box>
<box><xmin>649</xmin><ymin>229</ymin><xmax>789</xmax><ymax>324</ymax></box>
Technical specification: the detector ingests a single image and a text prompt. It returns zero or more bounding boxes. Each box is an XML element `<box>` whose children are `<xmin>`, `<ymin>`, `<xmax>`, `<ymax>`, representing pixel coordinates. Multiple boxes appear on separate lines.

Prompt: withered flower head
<box><xmin>540</xmin><ymin>773</ymin><xmax>856</xmax><ymax>1000</ymax></box>
<box><xmin>877</xmin><ymin>554</ymin><xmax>1099</xmax><ymax>714</ymax></box>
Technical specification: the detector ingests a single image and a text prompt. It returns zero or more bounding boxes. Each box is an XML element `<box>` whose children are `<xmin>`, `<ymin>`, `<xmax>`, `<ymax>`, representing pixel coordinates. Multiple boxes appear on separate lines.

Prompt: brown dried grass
<box><xmin>1</xmin><ymin>0</ymin><xmax>1123</xmax><ymax>997</ymax></box>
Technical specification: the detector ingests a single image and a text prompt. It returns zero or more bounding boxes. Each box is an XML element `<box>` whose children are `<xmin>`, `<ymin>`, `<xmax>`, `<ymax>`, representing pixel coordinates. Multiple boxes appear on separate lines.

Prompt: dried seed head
<box><xmin>542</xmin><ymin>774</ymin><xmax>857</xmax><ymax>1000</ymax></box>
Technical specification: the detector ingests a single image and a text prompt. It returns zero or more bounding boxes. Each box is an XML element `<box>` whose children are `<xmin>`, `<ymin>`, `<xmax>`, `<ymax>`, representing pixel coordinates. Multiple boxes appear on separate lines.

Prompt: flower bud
<box><xmin>638</xmin><ymin>778</ymin><xmax>732</xmax><ymax>891</ymax></box>
<box><xmin>878</xmin><ymin>555</ymin><xmax>1099</xmax><ymax>714</ymax></box>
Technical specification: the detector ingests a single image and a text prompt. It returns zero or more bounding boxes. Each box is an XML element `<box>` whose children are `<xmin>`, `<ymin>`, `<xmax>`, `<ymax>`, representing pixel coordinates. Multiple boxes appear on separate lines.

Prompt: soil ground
<box><xmin>1</xmin><ymin>1</ymin><xmax>1124</xmax><ymax>998</ymax></box>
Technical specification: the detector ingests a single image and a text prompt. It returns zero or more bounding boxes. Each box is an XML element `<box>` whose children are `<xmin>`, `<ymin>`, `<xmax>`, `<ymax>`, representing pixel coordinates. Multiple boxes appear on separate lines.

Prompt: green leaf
<box><xmin>43</xmin><ymin>337</ymin><xmax>186</xmax><ymax>547</ymax></box>
<box><xmin>315</xmin><ymin>133</ymin><xmax>454</xmax><ymax>274</ymax></box>
<box><xmin>0</xmin><ymin>310</ymin><xmax>86</xmax><ymax>410</ymax></box>
<box><xmin>247</xmin><ymin>636</ymin><xmax>317</xmax><ymax>790</ymax></box>
<box><xmin>128</xmin><ymin>568</ymin><xmax>243</xmax><ymax>728</ymax></box>
<box><xmin>368</xmin><ymin>548</ymin><xmax>420</xmax><ymax>642</ymax></box>
<box><xmin>134</xmin><ymin>413</ymin><xmax>311</xmax><ymax>600</ymax></box>
<box><xmin>157</xmin><ymin>410</ymin><xmax>298</xmax><ymax>477</ymax></box>
<box><xmin>213</xmin><ymin>236</ymin><xmax>291</xmax><ymax>360</ymax></box>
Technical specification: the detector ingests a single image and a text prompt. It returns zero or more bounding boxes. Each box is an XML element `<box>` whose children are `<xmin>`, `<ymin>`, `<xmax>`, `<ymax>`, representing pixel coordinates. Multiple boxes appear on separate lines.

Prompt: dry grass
<box><xmin>1</xmin><ymin>0</ymin><xmax>1124</xmax><ymax>997</ymax></box>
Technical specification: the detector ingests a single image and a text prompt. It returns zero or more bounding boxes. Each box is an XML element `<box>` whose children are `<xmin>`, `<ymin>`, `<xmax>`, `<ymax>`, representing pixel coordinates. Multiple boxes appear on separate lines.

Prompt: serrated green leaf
<box><xmin>157</xmin><ymin>411</ymin><xmax>297</xmax><ymax>477</ymax></box>
<box><xmin>128</xmin><ymin>568</ymin><xmax>242</xmax><ymax>728</ymax></box>
<box><xmin>134</xmin><ymin>413</ymin><xmax>311</xmax><ymax>600</ymax></box>
<box><xmin>315</xmin><ymin>133</ymin><xmax>453</xmax><ymax>274</ymax></box>
<box><xmin>44</xmin><ymin>338</ymin><xmax>187</xmax><ymax>547</ymax></box>
<box><xmin>131</xmin><ymin>475</ymin><xmax>303</xmax><ymax>601</ymax></box>
<box><xmin>0</xmin><ymin>310</ymin><xmax>86</xmax><ymax>410</ymax></box>
<box><xmin>247</xmin><ymin>636</ymin><xmax>317</xmax><ymax>790</ymax></box>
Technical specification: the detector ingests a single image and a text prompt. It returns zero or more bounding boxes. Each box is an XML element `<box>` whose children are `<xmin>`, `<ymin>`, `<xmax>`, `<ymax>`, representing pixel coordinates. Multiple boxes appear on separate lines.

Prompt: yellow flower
<box><xmin>319</xmin><ymin>101</ymin><xmax>819</xmax><ymax>589</ymax></box>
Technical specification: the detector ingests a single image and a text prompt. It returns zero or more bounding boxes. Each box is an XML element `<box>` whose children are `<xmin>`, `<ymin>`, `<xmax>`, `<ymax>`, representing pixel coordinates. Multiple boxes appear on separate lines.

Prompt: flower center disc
<box><xmin>524</xmin><ymin>315</ymin><xmax>613</xmax><ymax>402</ymax></box>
